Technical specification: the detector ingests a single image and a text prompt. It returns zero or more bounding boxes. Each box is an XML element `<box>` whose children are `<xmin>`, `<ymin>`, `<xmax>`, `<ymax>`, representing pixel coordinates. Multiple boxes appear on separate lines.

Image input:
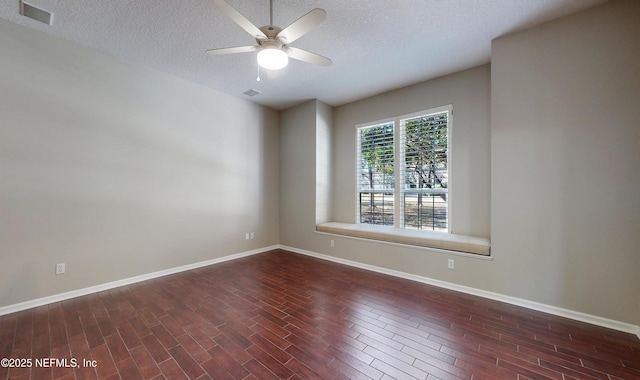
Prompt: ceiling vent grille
<box><xmin>19</xmin><ymin>1</ymin><xmax>53</xmax><ymax>25</ymax></box>
<box><xmin>243</xmin><ymin>89</ymin><xmax>261</xmax><ymax>97</ymax></box>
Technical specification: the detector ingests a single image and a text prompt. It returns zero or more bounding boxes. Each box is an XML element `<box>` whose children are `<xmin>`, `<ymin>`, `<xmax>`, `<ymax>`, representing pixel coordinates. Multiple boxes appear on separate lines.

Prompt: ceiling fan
<box><xmin>207</xmin><ymin>0</ymin><xmax>332</xmax><ymax>71</ymax></box>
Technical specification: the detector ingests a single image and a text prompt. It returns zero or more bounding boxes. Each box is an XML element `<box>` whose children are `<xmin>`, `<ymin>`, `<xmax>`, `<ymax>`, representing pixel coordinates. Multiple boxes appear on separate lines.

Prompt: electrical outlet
<box><xmin>245</xmin><ymin>233</ymin><xmax>250</xmax><ymax>240</ymax></box>
<box><xmin>250</xmin><ymin>232</ymin><xmax>254</xmax><ymax>239</ymax></box>
<box><xmin>330</xmin><ymin>239</ymin><xmax>334</xmax><ymax>248</ymax></box>
<box><xmin>447</xmin><ymin>259</ymin><xmax>454</xmax><ymax>269</ymax></box>
<box><xmin>56</xmin><ymin>263</ymin><xmax>66</xmax><ymax>275</ymax></box>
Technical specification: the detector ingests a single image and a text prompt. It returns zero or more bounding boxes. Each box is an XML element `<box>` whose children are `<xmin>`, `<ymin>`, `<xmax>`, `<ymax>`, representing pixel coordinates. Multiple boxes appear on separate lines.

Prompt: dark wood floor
<box><xmin>1</xmin><ymin>249</ymin><xmax>639</xmax><ymax>380</ymax></box>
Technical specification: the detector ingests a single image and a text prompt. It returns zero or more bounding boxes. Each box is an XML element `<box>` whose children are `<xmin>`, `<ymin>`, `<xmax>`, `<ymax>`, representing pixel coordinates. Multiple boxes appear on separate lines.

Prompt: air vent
<box><xmin>19</xmin><ymin>1</ymin><xmax>53</xmax><ymax>25</ymax></box>
<box><xmin>243</xmin><ymin>89</ymin><xmax>261</xmax><ymax>97</ymax></box>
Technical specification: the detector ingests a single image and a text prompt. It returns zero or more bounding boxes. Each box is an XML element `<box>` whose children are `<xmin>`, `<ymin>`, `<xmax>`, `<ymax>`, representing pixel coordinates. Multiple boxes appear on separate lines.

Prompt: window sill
<box><xmin>315</xmin><ymin>222</ymin><xmax>490</xmax><ymax>256</ymax></box>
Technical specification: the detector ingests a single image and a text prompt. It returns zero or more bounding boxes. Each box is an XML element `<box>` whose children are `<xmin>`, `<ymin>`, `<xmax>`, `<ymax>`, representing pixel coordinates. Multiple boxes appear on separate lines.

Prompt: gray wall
<box><xmin>316</xmin><ymin>101</ymin><xmax>333</xmax><ymax>225</ymax></box>
<box><xmin>0</xmin><ymin>20</ymin><xmax>280</xmax><ymax>308</ymax></box>
<box><xmin>279</xmin><ymin>100</ymin><xmax>322</xmax><ymax>247</ymax></box>
<box><xmin>491</xmin><ymin>0</ymin><xmax>640</xmax><ymax>325</ymax></box>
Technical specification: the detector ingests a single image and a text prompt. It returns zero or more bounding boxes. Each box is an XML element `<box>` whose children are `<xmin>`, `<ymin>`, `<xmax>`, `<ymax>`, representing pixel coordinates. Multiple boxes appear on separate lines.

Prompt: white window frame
<box><xmin>356</xmin><ymin>105</ymin><xmax>452</xmax><ymax>233</ymax></box>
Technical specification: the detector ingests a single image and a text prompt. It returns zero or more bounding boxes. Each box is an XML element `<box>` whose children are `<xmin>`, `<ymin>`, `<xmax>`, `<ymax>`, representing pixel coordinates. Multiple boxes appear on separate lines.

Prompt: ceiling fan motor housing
<box><xmin>258</xmin><ymin>39</ymin><xmax>284</xmax><ymax>51</ymax></box>
<box><xmin>259</xmin><ymin>25</ymin><xmax>283</xmax><ymax>39</ymax></box>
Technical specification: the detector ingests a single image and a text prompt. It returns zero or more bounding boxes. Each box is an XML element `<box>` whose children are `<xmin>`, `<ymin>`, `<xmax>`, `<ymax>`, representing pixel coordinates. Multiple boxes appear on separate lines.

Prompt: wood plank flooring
<box><xmin>1</xmin><ymin>249</ymin><xmax>638</xmax><ymax>379</ymax></box>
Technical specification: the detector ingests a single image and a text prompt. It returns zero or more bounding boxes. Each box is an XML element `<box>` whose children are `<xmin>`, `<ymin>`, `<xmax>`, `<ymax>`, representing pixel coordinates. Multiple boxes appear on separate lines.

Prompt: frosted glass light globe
<box><xmin>257</xmin><ymin>48</ymin><xmax>288</xmax><ymax>70</ymax></box>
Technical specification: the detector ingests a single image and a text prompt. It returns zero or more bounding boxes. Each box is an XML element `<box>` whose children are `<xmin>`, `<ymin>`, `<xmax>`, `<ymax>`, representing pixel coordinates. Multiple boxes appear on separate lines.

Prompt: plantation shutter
<box><xmin>356</xmin><ymin>122</ymin><xmax>395</xmax><ymax>225</ymax></box>
<box><xmin>400</xmin><ymin>110</ymin><xmax>449</xmax><ymax>231</ymax></box>
<box><xmin>401</xmin><ymin>112</ymin><xmax>448</xmax><ymax>191</ymax></box>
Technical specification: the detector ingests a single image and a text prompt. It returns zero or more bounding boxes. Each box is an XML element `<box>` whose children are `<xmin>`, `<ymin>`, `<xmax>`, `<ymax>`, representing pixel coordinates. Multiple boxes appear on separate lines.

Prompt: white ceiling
<box><xmin>1</xmin><ymin>0</ymin><xmax>606</xmax><ymax>110</ymax></box>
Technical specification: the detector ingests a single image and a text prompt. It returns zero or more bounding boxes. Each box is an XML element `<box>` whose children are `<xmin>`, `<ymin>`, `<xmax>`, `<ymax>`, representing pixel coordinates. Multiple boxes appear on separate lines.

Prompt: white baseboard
<box><xmin>0</xmin><ymin>245</ymin><xmax>278</xmax><ymax>317</ymax></box>
<box><xmin>280</xmin><ymin>245</ymin><xmax>640</xmax><ymax>340</ymax></box>
<box><xmin>2</xmin><ymin>244</ymin><xmax>638</xmax><ymax>340</ymax></box>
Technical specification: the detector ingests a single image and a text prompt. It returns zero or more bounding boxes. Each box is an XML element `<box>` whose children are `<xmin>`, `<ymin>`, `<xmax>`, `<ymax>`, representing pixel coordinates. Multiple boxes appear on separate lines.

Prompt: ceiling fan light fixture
<box><xmin>257</xmin><ymin>48</ymin><xmax>288</xmax><ymax>70</ymax></box>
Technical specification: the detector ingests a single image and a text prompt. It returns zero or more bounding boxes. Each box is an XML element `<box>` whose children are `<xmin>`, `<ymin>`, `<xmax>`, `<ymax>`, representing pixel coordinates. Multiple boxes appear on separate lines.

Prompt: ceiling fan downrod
<box><xmin>269</xmin><ymin>0</ymin><xmax>275</xmax><ymax>26</ymax></box>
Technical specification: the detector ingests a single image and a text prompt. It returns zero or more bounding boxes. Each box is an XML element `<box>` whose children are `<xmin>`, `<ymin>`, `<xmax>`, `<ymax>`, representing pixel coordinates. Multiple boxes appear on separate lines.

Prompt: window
<box><xmin>356</xmin><ymin>121</ymin><xmax>395</xmax><ymax>226</ymax></box>
<box><xmin>357</xmin><ymin>106</ymin><xmax>451</xmax><ymax>232</ymax></box>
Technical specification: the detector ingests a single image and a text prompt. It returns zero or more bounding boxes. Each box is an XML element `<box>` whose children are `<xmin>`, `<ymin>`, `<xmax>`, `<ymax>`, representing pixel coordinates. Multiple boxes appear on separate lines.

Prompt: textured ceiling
<box><xmin>1</xmin><ymin>0</ymin><xmax>606</xmax><ymax>110</ymax></box>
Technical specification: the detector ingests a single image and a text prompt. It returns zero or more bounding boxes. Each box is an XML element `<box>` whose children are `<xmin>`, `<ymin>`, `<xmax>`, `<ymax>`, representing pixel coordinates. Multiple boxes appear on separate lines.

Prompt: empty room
<box><xmin>1</xmin><ymin>0</ymin><xmax>639</xmax><ymax>379</ymax></box>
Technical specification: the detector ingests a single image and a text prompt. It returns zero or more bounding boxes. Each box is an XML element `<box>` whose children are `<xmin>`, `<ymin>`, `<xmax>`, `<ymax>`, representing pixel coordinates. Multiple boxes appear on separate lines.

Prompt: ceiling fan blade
<box><xmin>277</xmin><ymin>8</ymin><xmax>326</xmax><ymax>44</ymax></box>
<box><xmin>285</xmin><ymin>46</ymin><xmax>332</xmax><ymax>66</ymax></box>
<box><xmin>206</xmin><ymin>45</ymin><xmax>257</xmax><ymax>55</ymax></box>
<box><xmin>213</xmin><ymin>0</ymin><xmax>267</xmax><ymax>39</ymax></box>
